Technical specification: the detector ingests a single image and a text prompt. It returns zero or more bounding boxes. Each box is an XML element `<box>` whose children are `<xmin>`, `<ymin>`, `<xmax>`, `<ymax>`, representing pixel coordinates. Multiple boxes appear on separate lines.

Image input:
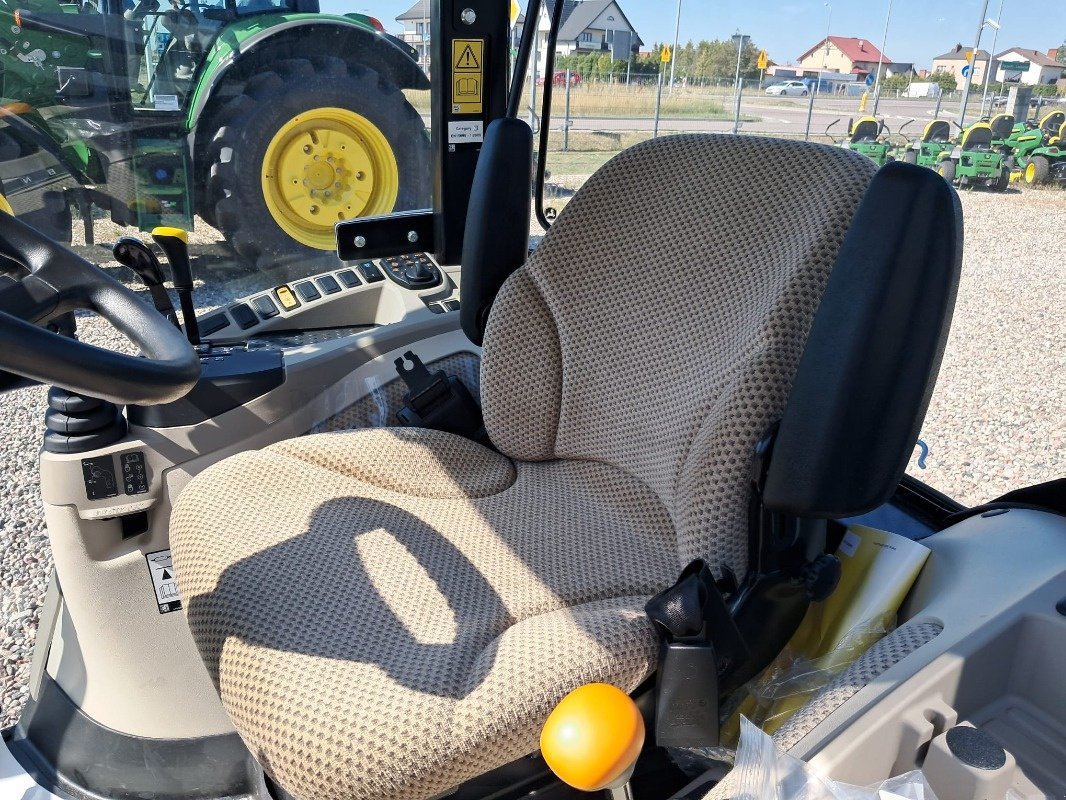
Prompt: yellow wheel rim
<box><xmin>261</xmin><ymin>107</ymin><xmax>399</xmax><ymax>250</ymax></box>
<box><xmin>1024</xmin><ymin>162</ymin><xmax>1036</xmax><ymax>184</ymax></box>
<box><xmin>0</xmin><ymin>194</ymin><xmax>12</xmax><ymax>216</ymax></box>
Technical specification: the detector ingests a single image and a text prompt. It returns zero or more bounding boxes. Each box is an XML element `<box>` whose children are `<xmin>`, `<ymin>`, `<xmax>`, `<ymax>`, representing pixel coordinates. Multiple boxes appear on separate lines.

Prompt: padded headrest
<box><xmin>924</xmin><ymin>120</ymin><xmax>951</xmax><ymax>143</ymax></box>
<box><xmin>763</xmin><ymin>162</ymin><xmax>962</xmax><ymax>517</ymax></box>
<box><xmin>851</xmin><ymin>117</ymin><xmax>880</xmax><ymax>141</ymax></box>
<box><xmin>961</xmin><ymin>123</ymin><xmax>993</xmax><ymax>150</ymax></box>
<box><xmin>989</xmin><ymin>114</ymin><xmax>1015</xmax><ymax>139</ymax></box>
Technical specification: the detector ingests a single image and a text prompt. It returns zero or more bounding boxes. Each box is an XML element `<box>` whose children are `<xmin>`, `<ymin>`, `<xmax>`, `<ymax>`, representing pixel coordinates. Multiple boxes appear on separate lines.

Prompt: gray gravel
<box><xmin>2</xmin><ymin>189</ymin><xmax>1064</xmax><ymax>730</ymax></box>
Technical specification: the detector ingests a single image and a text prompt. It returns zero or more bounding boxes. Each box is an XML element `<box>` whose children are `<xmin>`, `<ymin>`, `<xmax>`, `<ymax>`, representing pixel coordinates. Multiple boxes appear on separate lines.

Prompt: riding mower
<box><xmin>936</xmin><ymin>121</ymin><xmax>1010</xmax><ymax>191</ymax></box>
<box><xmin>827</xmin><ymin>115</ymin><xmax>895</xmax><ymax>166</ymax></box>
<box><xmin>1</xmin><ymin>1</ymin><xmax>1066</xmax><ymax>799</ymax></box>
<box><xmin>0</xmin><ymin>0</ymin><xmax>431</xmax><ymax>272</ymax></box>
<box><xmin>1000</xmin><ymin>110</ymin><xmax>1066</xmax><ymax>178</ymax></box>
<box><xmin>898</xmin><ymin>119</ymin><xmax>954</xmax><ymax>170</ymax></box>
<box><xmin>1021</xmin><ymin>117</ymin><xmax>1066</xmax><ymax>185</ymax></box>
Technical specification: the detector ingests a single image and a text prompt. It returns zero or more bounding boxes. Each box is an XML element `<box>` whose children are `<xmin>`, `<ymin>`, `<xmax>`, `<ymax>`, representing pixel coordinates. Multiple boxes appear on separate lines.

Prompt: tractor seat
<box><xmin>169</xmin><ymin>137</ymin><xmax>950</xmax><ymax>800</ymax></box>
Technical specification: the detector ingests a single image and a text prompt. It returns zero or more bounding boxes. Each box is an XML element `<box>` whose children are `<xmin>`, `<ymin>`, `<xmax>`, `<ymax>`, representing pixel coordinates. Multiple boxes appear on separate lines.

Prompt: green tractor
<box><xmin>1000</xmin><ymin>110</ymin><xmax>1066</xmax><ymax>170</ymax></box>
<box><xmin>898</xmin><ymin>119</ymin><xmax>954</xmax><ymax>170</ymax></box>
<box><xmin>827</xmin><ymin>115</ymin><xmax>895</xmax><ymax>166</ymax></box>
<box><xmin>935</xmin><ymin>121</ymin><xmax>1010</xmax><ymax>191</ymax></box>
<box><xmin>1021</xmin><ymin>117</ymin><xmax>1066</xmax><ymax>186</ymax></box>
<box><xmin>0</xmin><ymin>0</ymin><xmax>431</xmax><ymax>270</ymax></box>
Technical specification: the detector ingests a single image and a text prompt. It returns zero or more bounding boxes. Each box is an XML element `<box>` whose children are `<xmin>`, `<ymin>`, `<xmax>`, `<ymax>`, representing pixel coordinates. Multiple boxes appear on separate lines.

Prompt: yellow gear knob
<box><xmin>540</xmin><ymin>683</ymin><xmax>645</xmax><ymax>792</ymax></box>
<box><xmin>151</xmin><ymin>226</ymin><xmax>188</xmax><ymax>244</ymax></box>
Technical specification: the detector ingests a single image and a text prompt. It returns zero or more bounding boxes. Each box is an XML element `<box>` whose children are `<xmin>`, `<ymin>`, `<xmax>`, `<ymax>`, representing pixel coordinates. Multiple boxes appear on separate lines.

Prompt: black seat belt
<box><xmin>394</xmin><ymin>351</ymin><xmax>487</xmax><ymax>443</ymax></box>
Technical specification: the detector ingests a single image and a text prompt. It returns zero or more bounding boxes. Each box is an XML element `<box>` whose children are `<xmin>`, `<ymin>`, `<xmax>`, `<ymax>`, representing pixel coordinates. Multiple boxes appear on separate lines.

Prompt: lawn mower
<box><xmin>936</xmin><ymin>121</ymin><xmax>1010</xmax><ymax>191</ymax></box>
<box><xmin>0</xmin><ymin>0</ymin><xmax>430</xmax><ymax>272</ymax></box>
<box><xmin>1000</xmin><ymin>110</ymin><xmax>1066</xmax><ymax>171</ymax></box>
<box><xmin>827</xmin><ymin>115</ymin><xmax>895</xmax><ymax>166</ymax></box>
<box><xmin>1021</xmin><ymin>117</ymin><xmax>1066</xmax><ymax>185</ymax></box>
<box><xmin>898</xmin><ymin>119</ymin><xmax>954</xmax><ymax>170</ymax></box>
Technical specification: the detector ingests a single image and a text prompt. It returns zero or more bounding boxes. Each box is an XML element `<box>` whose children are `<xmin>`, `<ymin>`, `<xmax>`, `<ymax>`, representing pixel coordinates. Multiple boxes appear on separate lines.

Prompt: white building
<box><xmin>993</xmin><ymin>48</ymin><xmax>1064</xmax><ymax>86</ymax></box>
<box><xmin>396</xmin><ymin>0</ymin><xmax>432</xmax><ymax>74</ymax></box>
<box><xmin>515</xmin><ymin>0</ymin><xmax>642</xmax><ymax>77</ymax></box>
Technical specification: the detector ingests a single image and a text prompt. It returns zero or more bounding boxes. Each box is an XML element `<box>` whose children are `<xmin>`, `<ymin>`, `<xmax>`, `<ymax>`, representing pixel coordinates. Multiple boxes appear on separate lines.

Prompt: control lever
<box><xmin>151</xmin><ymin>226</ymin><xmax>199</xmax><ymax>344</ymax></box>
<box><xmin>112</xmin><ymin>237</ymin><xmax>179</xmax><ymax>328</ymax></box>
<box><xmin>540</xmin><ymin>683</ymin><xmax>644</xmax><ymax>797</ymax></box>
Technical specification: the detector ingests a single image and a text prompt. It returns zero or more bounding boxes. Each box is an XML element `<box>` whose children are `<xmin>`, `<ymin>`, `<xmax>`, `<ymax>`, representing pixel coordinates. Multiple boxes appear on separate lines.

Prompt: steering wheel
<box><xmin>0</xmin><ymin>212</ymin><xmax>199</xmax><ymax>406</ymax></box>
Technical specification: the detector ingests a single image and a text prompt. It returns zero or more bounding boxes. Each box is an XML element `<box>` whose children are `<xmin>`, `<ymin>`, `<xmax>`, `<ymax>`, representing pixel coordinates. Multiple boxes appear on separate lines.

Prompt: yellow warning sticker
<box><xmin>452</xmin><ymin>38</ymin><xmax>484</xmax><ymax>115</ymax></box>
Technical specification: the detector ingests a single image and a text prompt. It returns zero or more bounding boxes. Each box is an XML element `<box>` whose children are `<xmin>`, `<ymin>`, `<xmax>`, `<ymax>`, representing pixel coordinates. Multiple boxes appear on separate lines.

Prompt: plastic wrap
<box><xmin>702</xmin><ymin>718</ymin><xmax>939</xmax><ymax>800</ymax></box>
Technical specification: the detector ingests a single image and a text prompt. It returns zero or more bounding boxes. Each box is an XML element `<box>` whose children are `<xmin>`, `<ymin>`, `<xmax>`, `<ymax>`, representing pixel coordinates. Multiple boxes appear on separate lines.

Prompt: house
<box><xmin>514</xmin><ymin>0</ymin><xmax>643</xmax><ymax>76</ymax></box>
<box><xmin>797</xmin><ymin>36</ymin><xmax>894</xmax><ymax>80</ymax></box>
<box><xmin>930</xmin><ymin>45</ymin><xmax>993</xmax><ymax>90</ymax></box>
<box><xmin>396</xmin><ymin>0</ymin><xmax>431</xmax><ymax>73</ymax></box>
<box><xmin>993</xmin><ymin>47</ymin><xmax>1065</xmax><ymax>86</ymax></box>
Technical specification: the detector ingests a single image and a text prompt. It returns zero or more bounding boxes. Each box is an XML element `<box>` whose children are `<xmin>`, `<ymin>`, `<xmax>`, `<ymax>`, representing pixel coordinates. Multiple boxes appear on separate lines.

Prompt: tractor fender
<box><xmin>187</xmin><ymin>16</ymin><xmax>429</xmax><ymax>140</ymax></box>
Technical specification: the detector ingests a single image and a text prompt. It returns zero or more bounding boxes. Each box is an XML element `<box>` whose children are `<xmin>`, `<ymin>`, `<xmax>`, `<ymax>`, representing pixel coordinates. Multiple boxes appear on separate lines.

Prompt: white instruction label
<box><xmin>448</xmin><ymin>120</ymin><xmax>484</xmax><ymax>144</ymax></box>
<box><xmin>145</xmin><ymin>549</ymin><xmax>182</xmax><ymax>614</ymax></box>
<box><xmin>154</xmin><ymin>94</ymin><xmax>179</xmax><ymax>111</ymax></box>
<box><xmin>838</xmin><ymin>530</ymin><xmax>861</xmax><ymax>558</ymax></box>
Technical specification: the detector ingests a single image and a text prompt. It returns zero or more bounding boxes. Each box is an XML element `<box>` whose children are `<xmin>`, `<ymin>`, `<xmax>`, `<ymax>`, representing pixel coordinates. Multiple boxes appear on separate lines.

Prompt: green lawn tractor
<box><xmin>1000</xmin><ymin>111</ymin><xmax>1066</xmax><ymax>170</ymax></box>
<box><xmin>1021</xmin><ymin>118</ymin><xmax>1066</xmax><ymax>185</ymax></box>
<box><xmin>936</xmin><ymin>121</ymin><xmax>1010</xmax><ymax>191</ymax></box>
<box><xmin>827</xmin><ymin>115</ymin><xmax>895</xmax><ymax>166</ymax></box>
<box><xmin>899</xmin><ymin>119</ymin><xmax>954</xmax><ymax>170</ymax></box>
<box><xmin>0</xmin><ymin>0</ymin><xmax>431</xmax><ymax>271</ymax></box>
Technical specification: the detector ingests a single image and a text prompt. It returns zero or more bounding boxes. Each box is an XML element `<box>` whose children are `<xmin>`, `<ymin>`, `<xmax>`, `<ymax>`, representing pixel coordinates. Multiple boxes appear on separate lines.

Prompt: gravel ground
<box><xmin>1</xmin><ymin>188</ymin><xmax>1064</xmax><ymax>730</ymax></box>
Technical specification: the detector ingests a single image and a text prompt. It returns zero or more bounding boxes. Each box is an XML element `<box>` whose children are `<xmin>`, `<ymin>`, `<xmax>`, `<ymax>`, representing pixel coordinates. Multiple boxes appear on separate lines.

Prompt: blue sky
<box><xmin>321</xmin><ymin>0</ymin><xmax>1065</xmax><ymax>68</ymax></box>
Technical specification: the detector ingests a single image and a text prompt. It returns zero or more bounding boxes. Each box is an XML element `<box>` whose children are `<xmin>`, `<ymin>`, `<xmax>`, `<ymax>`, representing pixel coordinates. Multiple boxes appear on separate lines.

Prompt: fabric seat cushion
<box><xmin>171</xmin><ymin>427</ymin><xmax>678</xmax><ymax>800</ymax></box>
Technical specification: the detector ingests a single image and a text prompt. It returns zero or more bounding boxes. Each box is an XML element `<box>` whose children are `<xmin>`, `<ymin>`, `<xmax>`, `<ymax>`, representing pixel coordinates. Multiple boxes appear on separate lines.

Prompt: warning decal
<box><xmin>452</xmin><ymin>38</ymin><xmax>484</xmax><ymax>115</ymax></box>
<box><xmin>146</xmin><ymin>549</ymin><xmax>182</xmax><ymax>614</ymax></box>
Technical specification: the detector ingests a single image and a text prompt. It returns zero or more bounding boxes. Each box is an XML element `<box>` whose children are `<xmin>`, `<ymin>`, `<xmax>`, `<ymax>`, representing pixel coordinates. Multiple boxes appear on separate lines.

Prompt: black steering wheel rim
<box><xmin>0</xmin><ymin>211</ymin><xmax>200</xmax><ymax>405</ymax></box>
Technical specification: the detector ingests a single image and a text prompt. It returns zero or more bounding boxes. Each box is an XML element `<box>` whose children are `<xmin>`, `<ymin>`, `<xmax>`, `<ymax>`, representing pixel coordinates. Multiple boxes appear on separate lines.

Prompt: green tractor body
<box><xmin>1021</xmin><ymin>120</ymin><xmax>1066</xmax><ymax>185</ymax></box>
<box><xmin>0</xmin><ymin>0</ymin><xmax>430</xmax><ymax>266</ymax></box>
<box><xmin>843</xmin><ymin>115</ymin><xmax>894</xmax><ymax>167</ymax></box>
<box><xmin>1001</xmin><ymin>111</ymin><xmax>1066</xmax><ymax>165</ymax></box>
<box><xmin>936</xmin><ymin>122</ymin><xmax>1010</xmax><ymax>191</ymax></box>
<box><xmin>900</xmin><ymin>119</ymin><xmax>954</xmax><ymax>169</ymax></box>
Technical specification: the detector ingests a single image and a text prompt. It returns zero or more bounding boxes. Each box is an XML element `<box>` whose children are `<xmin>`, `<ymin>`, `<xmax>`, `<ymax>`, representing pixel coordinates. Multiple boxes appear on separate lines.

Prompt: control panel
<box><xmin>81</xmin><ymin>450</ymin><xmax>149</xmax><ymax>501</ymax></box>
<box><xmin>196</xmin><ymin>252</ymin><xmax>455</xmax><ymax>340</ymax></box>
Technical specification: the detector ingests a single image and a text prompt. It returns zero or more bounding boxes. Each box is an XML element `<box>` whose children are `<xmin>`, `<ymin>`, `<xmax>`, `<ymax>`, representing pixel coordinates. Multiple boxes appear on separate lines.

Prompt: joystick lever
<box><xmin>112</xmin><ymin>237</ymin><xmax>179</xmax><ymax>328</ymax></box>
<box><xmin>151</xmin><ymin>226</ymin><xmax>199</xmax><ymax>344</ymax></box>
<box><xmin>540</xmin><ymin>684</ymin><xmax>644</xmax><ymax>798</ymax></box>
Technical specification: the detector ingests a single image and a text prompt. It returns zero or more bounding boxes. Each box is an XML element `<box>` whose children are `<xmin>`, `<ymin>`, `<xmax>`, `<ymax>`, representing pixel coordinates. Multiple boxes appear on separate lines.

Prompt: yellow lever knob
<box><xmin>540</xmin><ymin>683</ymin><xmax>645</xmax><ymax>792</ymax></box>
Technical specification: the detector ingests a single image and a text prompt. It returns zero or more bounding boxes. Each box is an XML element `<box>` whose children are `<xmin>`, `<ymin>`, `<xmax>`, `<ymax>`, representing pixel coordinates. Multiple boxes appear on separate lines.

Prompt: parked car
<box><xmin>766</xmin><ymin>80</ymin><xmax>809</xmax><ymax>97</ymax></box>
<box><xmin>538</xmin><ymin>71</ymin><xmax>582</xmax><ymax>87</ymax></box>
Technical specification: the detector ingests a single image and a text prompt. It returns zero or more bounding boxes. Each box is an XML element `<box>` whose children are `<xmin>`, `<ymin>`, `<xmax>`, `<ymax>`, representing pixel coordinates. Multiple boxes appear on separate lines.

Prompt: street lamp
<box><xmin>823</xmin><ymin>3</ymin><xmax>831</xmax><ymax>68</ymax></box>
<box><xmin>731</xmin><ymin>30</ymin><xmax>750</xmax><ymax>134</ymax></box>
<box><xmin>957</xmin><ymin>0</ymin><xmax>992</xmax><ymax>128</ymax></box>
<box><xmin>979</xmin><ymin>5</ymin><xmax>1004</xmax><ymax>116</ymax></box>
<box><xmin>871</xmin><ymin>0</ymin><xmax>895</xmax><ymax>114</ymax></box>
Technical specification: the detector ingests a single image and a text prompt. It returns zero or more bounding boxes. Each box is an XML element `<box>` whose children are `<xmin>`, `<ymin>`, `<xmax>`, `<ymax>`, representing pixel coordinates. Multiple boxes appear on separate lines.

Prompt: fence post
<box><xmin>563</xmin><ymin>69</ymin><xmax>572</xmax><ymax>152</ymax></box>
<box><xmin>804</xmin><ymin>86</ymin><xmax>816</xmax><ymax>141</ymax></box>
<box><xmin>654</xmin><ymin>67</ymin><xmax>664</xmax><ymax>138</ymax></box>
<box><xmin>933</xmin><ymin>89</ymin><xmax>943</xmax><ymax>120</ymax></box>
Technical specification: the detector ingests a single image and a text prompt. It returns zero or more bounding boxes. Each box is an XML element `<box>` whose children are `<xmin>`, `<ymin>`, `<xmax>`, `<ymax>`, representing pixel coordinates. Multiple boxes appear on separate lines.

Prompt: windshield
<box><xmin>532</xmin><ymin>10</ymin><xmax>1065</xmax><ymax>508</ymax></box>
<box><xmin>0</xmin><ymin>0</ymin><xmax>431</xmax><ymax>313</ymax></box>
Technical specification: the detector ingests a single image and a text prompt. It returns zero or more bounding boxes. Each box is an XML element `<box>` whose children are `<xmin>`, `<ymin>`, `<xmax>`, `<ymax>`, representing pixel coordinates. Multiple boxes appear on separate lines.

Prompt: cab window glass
<box><xmin>0</xmin><ymin>0</ymin><xmax>431</xmax><ymax>310</ymax></box>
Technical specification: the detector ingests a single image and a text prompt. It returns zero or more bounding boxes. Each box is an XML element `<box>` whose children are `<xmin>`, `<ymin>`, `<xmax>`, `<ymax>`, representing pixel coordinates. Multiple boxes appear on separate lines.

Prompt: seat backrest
<box><xmin>850</xmin><ymin>116</ymin><xmax>880</xmax><ymax>142</ymax></box>
<box><xmin>961</xmin><ymin>123</ymin><xmax>993</xmax><ymax>151</ymax></box>
<box><xmin>1041</xmin><ymin>111</ymin><xmax>1065</xmax><ymax>137</ymax></box>
<box><xmin>988</xmin><ymin>114</ymin><xmax>1015</xmax><ymax>140</ymax></box>
<box><xmin>924</xmin><ymin>120</ymin><xmax>951</xmax><ymax>143</ymax></box>
<box><xmin>480</xmin><ymin>135</ymin><xmax>876</xmax><ymax>577</ymax></box>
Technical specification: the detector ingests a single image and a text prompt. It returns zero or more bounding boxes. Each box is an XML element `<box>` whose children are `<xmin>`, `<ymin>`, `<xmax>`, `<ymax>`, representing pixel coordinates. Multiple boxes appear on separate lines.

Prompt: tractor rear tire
<box><xmin>902</xmin><ymin>150</ymin><xmax>917</xmax><ymax>165</ymax></box>
<box><xmin>1024</xmin><ymin>155</ymin><xmax>1050</xmax><ymax>185</ymax></box>
<box><xmin>205</xmin><ymin>58</ymin><xmax>431</xmax><ymax>276</ymax></box>
<box><xmin>937</xmin><ymin>160</ymin><xmax>956</xmax><ymax>183</ymax></box>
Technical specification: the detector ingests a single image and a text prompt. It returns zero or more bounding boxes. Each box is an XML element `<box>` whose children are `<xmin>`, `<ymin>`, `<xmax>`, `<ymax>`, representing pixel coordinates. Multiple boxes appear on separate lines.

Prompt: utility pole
<box><xmin>731</xmin><ymin>31</ymin><xmax>750</xmax><ymax>134</ymax></box>
<box><xmin>669</xmin><ymin>0</ymin><xmax>682</xmax><ymax>94</ymax></box>
<box><xmin>957</xmin><ymin>0</ymin><xmax>992</xmax><ymax>128</ymax></box>
<box><xmin>980</xmin><ymin>0</ymin><xmax>1005</xmax><ymax>116</ymax></box>
<box><xmin>871</xmin><ymin>0</ymin><xmax>894</xmax><ymax>115</ymax></box>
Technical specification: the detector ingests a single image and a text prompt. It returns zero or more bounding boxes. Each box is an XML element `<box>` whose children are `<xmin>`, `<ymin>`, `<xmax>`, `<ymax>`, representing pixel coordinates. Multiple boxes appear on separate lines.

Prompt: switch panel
<box><xmin>378</xmin><ymin>253</ymin><xmax>442</xmax><ymax>290</ymax></box>
<box><xmin>121</xmin><ymin>451</ymin><xmax>149</xmax><ymax>495</ymax></box>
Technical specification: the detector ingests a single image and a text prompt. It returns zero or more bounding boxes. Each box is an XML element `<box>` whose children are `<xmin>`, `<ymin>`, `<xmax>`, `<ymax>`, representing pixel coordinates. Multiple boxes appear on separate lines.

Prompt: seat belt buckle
<box><xmin>645</xmin><ymin>560</ymin><xmax>750</xmax><ymax>749</ymax></box>
<box><xmin>394</xmin><ymin>351</ymin><xmax>484</xmax><ymax>440</ymax></box>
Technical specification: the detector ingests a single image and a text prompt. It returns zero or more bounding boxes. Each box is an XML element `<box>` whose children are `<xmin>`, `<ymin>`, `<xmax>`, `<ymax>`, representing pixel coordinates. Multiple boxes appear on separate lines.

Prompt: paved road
<box><xmin>551</xmin><ymin>97</ymin><xmax>959</xmax><ymax>137</ymax></box>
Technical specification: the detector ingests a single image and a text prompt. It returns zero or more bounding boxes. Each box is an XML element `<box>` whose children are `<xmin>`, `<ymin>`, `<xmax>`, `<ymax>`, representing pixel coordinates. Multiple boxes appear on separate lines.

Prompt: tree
<box><xmin>1056</xmin><ymin>41</ymin><xmax>1066</xmax><ymax>65</ymax></box>
<box><xmin>927</xmin><ymin>70</ymin><xmax>960</xmax><ymax>92</ymax></box>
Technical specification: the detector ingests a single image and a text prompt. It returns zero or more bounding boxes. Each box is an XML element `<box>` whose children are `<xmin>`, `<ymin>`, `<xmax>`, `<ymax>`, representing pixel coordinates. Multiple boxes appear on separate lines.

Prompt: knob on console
<box><xmin>540</xmin><ymin>683</ymin><xmax>645</xmax><ymax>792</ymax></box>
